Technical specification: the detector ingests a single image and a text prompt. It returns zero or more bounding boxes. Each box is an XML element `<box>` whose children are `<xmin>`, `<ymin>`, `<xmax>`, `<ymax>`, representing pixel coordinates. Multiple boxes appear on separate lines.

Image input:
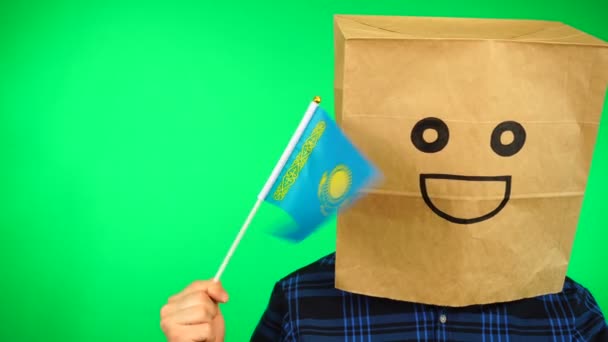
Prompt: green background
<box><xmin>1</xmin><ymin>0</ymin><xmax>607</xmax><ymax>341</ymax></box>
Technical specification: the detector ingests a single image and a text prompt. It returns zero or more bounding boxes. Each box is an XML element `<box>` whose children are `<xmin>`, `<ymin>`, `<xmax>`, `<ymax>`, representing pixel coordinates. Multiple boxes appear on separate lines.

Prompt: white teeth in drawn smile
<box><xmin>419</xmin><ymin>174</ymin><xmax>512</xmax><ymax>225</ymax></box>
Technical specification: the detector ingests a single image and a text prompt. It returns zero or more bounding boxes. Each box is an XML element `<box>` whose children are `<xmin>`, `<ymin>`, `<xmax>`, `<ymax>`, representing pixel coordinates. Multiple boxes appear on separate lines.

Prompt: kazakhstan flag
<box><xmin>263</xmin><ymin>103</ymin><xmax>378</xmax><ymax>241</ymax></box>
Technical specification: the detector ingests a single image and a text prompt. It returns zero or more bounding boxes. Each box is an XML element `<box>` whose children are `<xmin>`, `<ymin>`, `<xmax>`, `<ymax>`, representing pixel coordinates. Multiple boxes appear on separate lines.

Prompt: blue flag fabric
<box><xmin>265</xmin><ymin>106</ymin><xmax>378</xmax><ymax>241</ymax></box>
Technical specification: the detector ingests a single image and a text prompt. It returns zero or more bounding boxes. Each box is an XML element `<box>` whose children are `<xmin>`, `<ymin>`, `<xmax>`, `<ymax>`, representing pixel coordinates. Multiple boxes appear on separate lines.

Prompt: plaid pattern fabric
<box><xmin>251</xmin><ymin>253</ymin><xmax>607</xmax><ymax>341</ymax></box>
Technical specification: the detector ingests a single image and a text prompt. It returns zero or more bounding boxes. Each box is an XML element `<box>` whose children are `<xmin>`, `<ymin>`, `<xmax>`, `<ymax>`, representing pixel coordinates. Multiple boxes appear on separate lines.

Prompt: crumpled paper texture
<box><xmin>334</xmin><ymin>15</ymin><xmax>608</xmax><ymax>306</ymax></box>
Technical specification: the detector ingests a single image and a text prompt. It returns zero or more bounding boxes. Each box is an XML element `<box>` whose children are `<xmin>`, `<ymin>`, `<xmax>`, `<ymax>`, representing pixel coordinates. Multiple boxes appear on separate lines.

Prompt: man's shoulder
<box><xmin>251</xmin><ymin>255</ymin><xmax>338</xmax><ymax>340</ymax></box>
<box><xmin>274</xmin><ymin>252</ymin><xmax>337</xmax><ymax>291</ymax></box>
<box><xmin>537</xmin><ymin>276</ymin><xmax>596</xmax><ymax>304</ymax></box>
<box><xmin>497</xmin><ymin>277</ymin><xmax>593</xmax><ymax>315</ymax></box>
<box><xmin>278</xmin><ymin>252</ymin><xmax>336</xmax><ymax>280</ymax></box>
<box><xmin>562</xmin><ymin>276</ymin><xmax>594</xmax><ymax>296</ymax></box>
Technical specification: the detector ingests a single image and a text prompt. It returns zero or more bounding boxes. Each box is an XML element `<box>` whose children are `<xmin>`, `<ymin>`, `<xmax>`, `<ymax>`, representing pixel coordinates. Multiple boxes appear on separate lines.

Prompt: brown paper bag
<box><xmin>333</xmin><ymin>15</ymin><xmax>608</xmax><ymax>306</ymax></box>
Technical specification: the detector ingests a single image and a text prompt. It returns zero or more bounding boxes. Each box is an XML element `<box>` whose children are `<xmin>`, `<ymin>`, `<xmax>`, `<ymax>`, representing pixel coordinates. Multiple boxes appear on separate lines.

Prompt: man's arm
<box><xmin>250</xmin><ymin>282</ymin><xmax>294</xmax><ymax>342</ymax></box>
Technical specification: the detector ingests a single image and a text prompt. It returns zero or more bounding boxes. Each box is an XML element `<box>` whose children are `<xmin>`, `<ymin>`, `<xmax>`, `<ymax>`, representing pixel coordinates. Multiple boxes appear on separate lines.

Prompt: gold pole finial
<box><xmin>313</xmin><ymin>96</ymin><xmax>321</xmax><ymax>104</ymax></box>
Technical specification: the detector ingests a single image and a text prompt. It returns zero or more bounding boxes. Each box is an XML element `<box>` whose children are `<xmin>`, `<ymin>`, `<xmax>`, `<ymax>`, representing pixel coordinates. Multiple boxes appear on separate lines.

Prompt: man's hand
<box><xmin>160</xmin><ymin>280</ymin><xmax>228</xmax><ymax>342</ymax></box>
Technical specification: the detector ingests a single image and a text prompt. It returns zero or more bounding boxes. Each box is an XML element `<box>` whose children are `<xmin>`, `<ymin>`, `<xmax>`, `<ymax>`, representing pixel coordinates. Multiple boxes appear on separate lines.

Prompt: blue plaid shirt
<box><xmin>251</xmin><ymin>253</ymin><xmax>607</xmax><ymax>341</ymax></box>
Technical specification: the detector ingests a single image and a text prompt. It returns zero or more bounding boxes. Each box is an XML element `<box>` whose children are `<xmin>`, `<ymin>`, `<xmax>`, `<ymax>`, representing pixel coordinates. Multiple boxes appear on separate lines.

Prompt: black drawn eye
<box><xmin>411</xmin><ymin>117</ymin><xmax>449</xmax><ymax>153</ymax></box>
<box><xmin>491</xmin><ymin>121</ymin><xmax>526</xmax><ymax>157</ymax></box>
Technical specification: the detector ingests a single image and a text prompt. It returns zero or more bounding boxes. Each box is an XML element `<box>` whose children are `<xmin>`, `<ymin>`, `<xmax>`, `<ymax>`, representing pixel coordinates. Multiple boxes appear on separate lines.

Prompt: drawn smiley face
<box><xmin>411</xmin><ymin>117</ymin><xmax>526</xmax><ymax>224</ymax></box>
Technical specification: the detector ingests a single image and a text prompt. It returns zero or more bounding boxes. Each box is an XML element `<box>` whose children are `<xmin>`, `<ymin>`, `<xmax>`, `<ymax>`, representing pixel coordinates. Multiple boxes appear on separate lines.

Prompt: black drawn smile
<box><xmin>419</xmin><ymin>174</ymin><xmax>511</xmax><ymax>224</ymax></box>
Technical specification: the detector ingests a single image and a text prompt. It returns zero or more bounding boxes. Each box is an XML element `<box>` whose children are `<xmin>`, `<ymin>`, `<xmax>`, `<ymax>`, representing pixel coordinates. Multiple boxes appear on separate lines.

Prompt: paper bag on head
<box><xmin>334</xmin><ymin>15</ymin><xmax>608</xmax><ymax>306</ymax></box>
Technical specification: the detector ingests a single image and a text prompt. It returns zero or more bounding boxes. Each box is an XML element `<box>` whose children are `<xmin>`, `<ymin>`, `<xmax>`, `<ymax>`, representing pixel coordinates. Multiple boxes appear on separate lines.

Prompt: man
<box><xmin>160</xmin><ymin>254</ymin><xmax>607</xmax><ymax>341</ymax></box>
<box><xmin>161</xmin><ymin>15</ymin><xmax>608</xmax><ymax>341</ymax></box>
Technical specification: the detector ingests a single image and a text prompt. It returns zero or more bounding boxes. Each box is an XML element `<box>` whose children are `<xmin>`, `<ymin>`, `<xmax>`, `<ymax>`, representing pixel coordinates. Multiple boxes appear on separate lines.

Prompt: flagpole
<box><xmin>213</xmin><ymin>198</ymin><xmax>263</xmax><ymax>281</ymax></box>
<box><xmin>213</xmin><ymin>97</ymin><xmax>321</xmax><ymax>282</ymax></box>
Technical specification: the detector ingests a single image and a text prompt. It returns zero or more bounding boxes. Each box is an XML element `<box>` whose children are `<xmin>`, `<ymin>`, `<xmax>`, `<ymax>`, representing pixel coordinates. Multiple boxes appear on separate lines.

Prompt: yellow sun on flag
<box><xmin>319</xmin><ymin>165</ymin><xmax>353</xmax><ymax>215</ymax></box>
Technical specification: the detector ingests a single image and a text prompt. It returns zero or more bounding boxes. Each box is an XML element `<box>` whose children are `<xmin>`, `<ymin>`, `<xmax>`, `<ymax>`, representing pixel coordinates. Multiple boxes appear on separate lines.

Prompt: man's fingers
<box><xmin>168</xmin><ymin>281</ymin><xmax>211</xmax><ymax>303</ymax></box>
<box><xmin>168</xmin><ymin>290</ymin><xmax>217</xmax><ymax>315</ymax></box>
<box><xmin>206</xmin><ymin>282</ymin><xmax>229</xmax><ymax>303</ymax></box>
<box><xmin>166</xmin><ymin>304</ymin><xmax>218</xmax><ymax>325</ymax></box>
<box><xmin>161</xmin><ymin>279</ymin><xmax>226</xmax><ymax>342</ymax></box>
<box><xmin>164</xmin><ymin>324</ymin><xmax>215</xmax><ymax>342</ymax></box>
<box><xmin>168</xmin><ymin>281</ymin><xmax>228</xmax><ymax>304</ymax></box>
